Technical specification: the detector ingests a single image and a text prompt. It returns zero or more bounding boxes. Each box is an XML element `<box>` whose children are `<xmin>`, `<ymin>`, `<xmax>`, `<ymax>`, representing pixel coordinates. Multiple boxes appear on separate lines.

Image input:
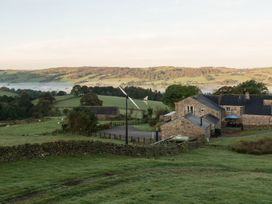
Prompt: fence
<box><xmin>89</xmin><ymin>131</ymin><xmax>160</xmax><ymax>145</ymax></box>
<box><xmin>109</xmin><ymin>119</ymin><xmax>146</xmax><ymax>127</ymax></box>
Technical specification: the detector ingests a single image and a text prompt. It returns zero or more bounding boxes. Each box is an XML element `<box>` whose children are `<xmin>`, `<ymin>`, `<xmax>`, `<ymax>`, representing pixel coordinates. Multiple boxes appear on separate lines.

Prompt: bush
<box><xmin>148</xmin><ymin>118</ymin><xmax>158</xmax><ymax>127</ymax></box>
<box><xmin>64</xmin><ymin>107</ymin><xmax>98</xmax><ymax>133</ymax></box>
<box><xmin>80</xmin><ymin>93</ymin><xmax>103</xmax><ymax>106</ymax></box>
<box><xmin>231</xmin><ymin>138</ymin><xmax>272</xmax><ymax>155</ymax></box>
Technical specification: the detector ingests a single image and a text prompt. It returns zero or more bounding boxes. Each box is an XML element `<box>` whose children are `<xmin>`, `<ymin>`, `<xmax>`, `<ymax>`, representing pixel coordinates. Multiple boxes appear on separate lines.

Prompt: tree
<box><xmin>80</xmin><ymin>93</ymin><xmax>103</xmax><ymax>106</ymax></box>
<box><xmin>235</xmin><ymin>80</ymin><xmax>268</xmax><ymax>95</ymax></box>
<box><xmin>213</xmin><ymin>86</ymin><xmax>235</xmax><ymax>95</ymax></box>
<box><xmin>81</xmin><ymin>85</ymin><xmax>90</xmax><ymax>94</ymax></box>
<box><xmin>32</xmin><ymin>98</ymin><xmax>53</xmax><ymax>118</ymax></box>
<box><xmin>39</xmin><ymin>92</ymin><xmax>56</xmax><ymax>104</ymax></box>
<box><xmin>163</xmin><ymin>85</ymin><xmax>201</xmax><ymax>108</ymax></box>
<box><xmin>65</xmin><ymin>107</ymin><xmax>98</xmax><ymax>133</ymax></box>
<box><xmin>71</xmin><ymin>85</ymin><xmax>82</xmax><ymax>96</ymax></box>
<box><xmin>57</xmin><ymin>91</ymin><xmax>67</xmax><ymax>96</ymax></box>
<box><xmin>16</xmin><ymin>92</ymin><xmax>33</xmax><ymax>118</ymax></box>
<box><xmin>213</xmin><ymin>80</ymin><xmax>269</xmax><ymax>95</ymax></box>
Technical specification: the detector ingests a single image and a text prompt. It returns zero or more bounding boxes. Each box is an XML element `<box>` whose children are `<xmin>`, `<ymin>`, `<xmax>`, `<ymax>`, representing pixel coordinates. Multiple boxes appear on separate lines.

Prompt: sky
<box><xmin>1</xmin><ymin>0</ymin><xmax>272</xmax><ymax>69</ymax></box>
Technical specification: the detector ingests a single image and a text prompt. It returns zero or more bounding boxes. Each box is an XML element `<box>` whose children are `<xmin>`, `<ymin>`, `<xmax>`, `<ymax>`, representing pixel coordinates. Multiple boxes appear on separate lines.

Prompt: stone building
<box><xmin>161</xmin><ymin>93</ymin><xmax>272</xmax><ymax>140</ymax></box>
<box><xmin>87</xmin><ymin>106</ymin><xmax>119</xmax><ymax>120</ymax></box>
<box><xmin>161</xmin><ymin>95</ymin><xmax>223</xmax><ymax>140</ymax></box>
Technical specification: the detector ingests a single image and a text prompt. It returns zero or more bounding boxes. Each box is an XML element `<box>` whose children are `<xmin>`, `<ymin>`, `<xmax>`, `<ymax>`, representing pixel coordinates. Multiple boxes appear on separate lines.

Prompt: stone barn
<box><xmin>88</xmin><ymin>106</ymin><xmax>119</xmax><ymax>120</ymax></box>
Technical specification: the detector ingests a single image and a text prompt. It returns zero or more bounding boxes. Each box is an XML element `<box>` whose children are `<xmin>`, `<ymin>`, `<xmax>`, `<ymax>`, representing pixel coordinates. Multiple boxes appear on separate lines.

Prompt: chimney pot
<box><xmin>245</xmin><ymin>92</ymin><xmax>250</xmax><ymax>100</ymax></box>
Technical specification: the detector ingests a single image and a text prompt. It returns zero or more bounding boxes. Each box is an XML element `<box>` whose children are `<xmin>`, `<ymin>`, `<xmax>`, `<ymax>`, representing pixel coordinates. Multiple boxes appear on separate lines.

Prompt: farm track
<box><xmin>3</xmin><ymin>151</ymin><xmax>272</xmax><ymax>204</ymax></box>
<box><xmin>2</xmin><ymin>160</ymin><xmax>162</xmax><ymax>203</ymax></box>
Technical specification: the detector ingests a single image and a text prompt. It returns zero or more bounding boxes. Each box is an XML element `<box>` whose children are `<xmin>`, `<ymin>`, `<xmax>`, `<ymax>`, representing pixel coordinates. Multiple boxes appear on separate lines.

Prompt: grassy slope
<box><xmin>0</xmin><ymin>103</ymin><xmax>271</xmax><ymax>203</ymax></box>
<box><xmin>0</xmin><ymin>136</ymin><xmax>271</xmax><ymax>203</ymax></box>
<box><xmin>210</xmin><ymin>129</ymin><xmax>272</xmax><ymax>147</ymax></box>
<box><xmin>1</xmin><ymin>67</ymin><xmax>272</xmax><ymax>91</ymax></box>
<box><xmin>0</xmin><ymin>117</ymin><xmax>121</xmax><ymax>146</ymax></box>
<box><xmin>0</xmin><ymin>90</ymin><xmax>17</xmax><ymax>97</ymax></box>
<box><xmin>54</xmin><ymin>95</ymin><xmax>168</xmax><ymax>111</ymax></box>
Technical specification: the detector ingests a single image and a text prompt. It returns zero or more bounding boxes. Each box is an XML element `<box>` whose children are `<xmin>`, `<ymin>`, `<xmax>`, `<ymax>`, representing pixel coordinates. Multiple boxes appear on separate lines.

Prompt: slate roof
<box><xmin>192</xmin><ymin>95</ymin><xmax>223</xmax><ymax>111</ymax></box>
<box><xmin>204</xmin><ymin>94</ymin><xmax>272</xmax><ymax>116</ymax></box>
<box><xmin>204</xmin><ymin>114</ymin><xmax>220</xmax><ymax>124</ymax></box>
<box><xmin>85</xmin><ymin>106</ymin><xmax>119</xmax><ymax>115</ymax></box>
<box><xmin>185</xmin><ymin>114</ymin><xmax>213</xmax><ymax>129</ymax></box>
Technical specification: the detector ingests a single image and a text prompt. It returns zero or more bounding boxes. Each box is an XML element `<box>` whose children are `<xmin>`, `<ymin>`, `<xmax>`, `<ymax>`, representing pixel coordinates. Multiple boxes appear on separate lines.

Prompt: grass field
<box><xmin>0</xmin><ymin>90</ymin><xmax>168</xmax><ymax>112</ymax></box>
<box><xmin>0</xmin><ymin>133</ymin><xmax>272</xmax><ymax>203</ymax></box>
<box><xmin>0</xmin><ymin>123</ymin><xmax>271</xmax><ymax>203</ymax></box>
<box><xmin>54</xmin><ymin>95</ymin><xmax>168</xmax><ymax>111</ymax></box>
<box><xmin>0</xmin><ymin>90</ymin><xmax>17</xmax><ymax>97</ymax></box>
<box><xmin>53</xmin><ymin>94</ymin><xmax>169</xmax><ymax>119</ymax></box>
<box><xmin>0</xmin><ymin>117</ymin><xmax>122</xmax><ymax>146</ymax></box>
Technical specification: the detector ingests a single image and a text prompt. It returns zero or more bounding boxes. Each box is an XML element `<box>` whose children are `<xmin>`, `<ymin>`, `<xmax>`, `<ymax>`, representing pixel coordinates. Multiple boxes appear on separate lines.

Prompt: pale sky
<box><xmin>1</xmin><ymin>0</ymin><xmax>272</xmax><ymax>69</ymax></box>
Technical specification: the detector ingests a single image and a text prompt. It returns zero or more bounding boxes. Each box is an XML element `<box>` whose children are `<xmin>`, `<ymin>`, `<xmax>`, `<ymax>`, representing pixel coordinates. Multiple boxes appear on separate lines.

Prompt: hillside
<box><xmin>1</xmin><ymin>66</ymin><xmax>272</xmax><ymax>92</ymax></box>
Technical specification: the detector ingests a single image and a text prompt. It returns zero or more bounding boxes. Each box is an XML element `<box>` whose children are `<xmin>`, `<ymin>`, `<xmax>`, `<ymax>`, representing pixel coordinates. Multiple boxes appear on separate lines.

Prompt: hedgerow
<box><xmin>231</xmin><ymin>138</ymin><xmax>272</xmax><ymax>155</ymax></box>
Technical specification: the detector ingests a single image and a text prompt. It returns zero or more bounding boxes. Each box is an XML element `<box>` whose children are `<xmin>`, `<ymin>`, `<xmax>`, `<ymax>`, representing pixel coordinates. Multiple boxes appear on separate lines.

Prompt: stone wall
<box><xmin>175</xmin><ymin>97</ymin><xmax>221</xmax><ymax>118</ymax></box>
<box><xmin>222</xmin><ymin>105</ymin><xmax>244</xmax><ymax>116</ymax></box>
<box><xmin>175</xmin><ymin>97</ymin><xmax>222</xmax><ymax>128</ymax></box>
<box><xmin>263</xmin><ymin>99</ymin><xmax>272</xmax><ymax>106</ymax></box>
<box><xmin>161</xmin><ymin>117</ymin><xmax>208</xmax><ymax>140</ymax></box>
<box><xmin>242</xmin><ymin>114</ymin><xmax>272</xmax><ymax>127</ymax></box>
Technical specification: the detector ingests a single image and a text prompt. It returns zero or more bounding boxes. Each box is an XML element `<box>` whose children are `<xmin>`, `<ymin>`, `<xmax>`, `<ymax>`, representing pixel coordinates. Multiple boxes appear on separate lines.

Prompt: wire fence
<box><xmin>89</xmin><ymin>131</ymin><xmax>160</xmax><ymax>145</ymax></box>
<box><xmin>109</xmin><ymin>119</ymin><xmax>146</xmax><ymax>127</ymax></box>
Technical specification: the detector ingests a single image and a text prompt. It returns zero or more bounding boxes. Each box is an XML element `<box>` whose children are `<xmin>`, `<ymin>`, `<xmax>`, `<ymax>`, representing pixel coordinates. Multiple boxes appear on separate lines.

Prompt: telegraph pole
<box><xmin>125</xmin><ymin>95</ymin><xmax>128</xmax><ymax>145</ymax></box>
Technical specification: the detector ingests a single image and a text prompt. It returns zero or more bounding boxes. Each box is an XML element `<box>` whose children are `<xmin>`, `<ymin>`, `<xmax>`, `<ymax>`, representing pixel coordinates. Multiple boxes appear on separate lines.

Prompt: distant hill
<box><xmin>1</xmin><ymin>66</ymin><xmax>272</xmax><ymax>92</ymax></box>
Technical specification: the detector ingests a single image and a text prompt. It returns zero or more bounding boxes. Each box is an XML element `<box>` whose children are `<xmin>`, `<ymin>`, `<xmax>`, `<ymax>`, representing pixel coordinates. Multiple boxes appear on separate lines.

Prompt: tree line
<box><xmin>0</xmin><ymin>87</ymin><xmax>67</xmax><ymax>100</ymax></box>
<box><xmin>70</xmin><ymin>85</ymin><xmax>163</xmax><ymax>101</ymax></box>
<box><xmin>162</xmin><ymin>80</ymin><xmax>269</xmax><ymax>109</ymax></box>
<box><xmin>0</xmin><ymin>92</ymin><xmax>58</xmax><ymax>120</ymax></box>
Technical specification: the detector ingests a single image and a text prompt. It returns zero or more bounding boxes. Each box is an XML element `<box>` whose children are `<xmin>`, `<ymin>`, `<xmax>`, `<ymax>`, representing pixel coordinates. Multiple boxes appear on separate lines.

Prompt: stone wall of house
<box><xmin>242</xmin><ymin>114</ymin><xmax>272</xmax><ymax>127</ymax></box>
<box><xmin>175</xmin><ymin>97</ymin><xmax>222</xmax><ymax>128</ymax></box>
<box><xmin>160</xmin><ymin>117</ymin><xmax>208</xmax><ymax>140</ymax></box>
<box><xmin>162</xmin><ymin>112</ymin><xmax>177</xmax><ymax>122</ymax></box>
<box><xmin>222</xmin><ymin>105</ymin><xmax>244</xmax><ymax>116</ymax></box>
<box><xmin>263</xmin><ymin>99</ymin><xmax>272</xmax><ymax>106</ymax></box>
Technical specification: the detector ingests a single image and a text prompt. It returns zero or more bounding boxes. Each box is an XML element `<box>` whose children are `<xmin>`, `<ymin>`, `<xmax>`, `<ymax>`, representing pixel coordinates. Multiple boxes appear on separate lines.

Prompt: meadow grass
<box><xmin>54</xmin><ymin>94</ymin><xmax>168</xmax><ymax>111</ymax></box>
<box><xmin>0</xmin><ymin>90</ymin><xmax>17</xmax><ymax>97</ymax></box>
<box><xmin>0</xmin><ymin>117</ymin><xmax>122</xmax><ymax>146</ymax></box>
<box><xmin>0</xmin><ymin>144</ymin><xmax>271</xmax><ymax>203</ymax></box>
<box><xmin>0</xmin><ymin>116</ymin><xmax>272</xmax><ymax>203</ymax></box>
<box><xmin>210</xmin><ymin>130</ymin><xmax>272</xmax><ymax>147</ymax></box>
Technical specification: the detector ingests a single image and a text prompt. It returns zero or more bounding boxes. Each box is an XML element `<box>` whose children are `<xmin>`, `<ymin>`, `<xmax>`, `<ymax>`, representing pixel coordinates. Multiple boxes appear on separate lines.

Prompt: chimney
<box><xmin>245</xmin><ymin>92</ymin><xmax>250</xmax><ymax>100</ymax></box>
<box><xmin>218</xmin><ymin>95</ymin><xmax>222</xmax><ymax>106</ymax></box>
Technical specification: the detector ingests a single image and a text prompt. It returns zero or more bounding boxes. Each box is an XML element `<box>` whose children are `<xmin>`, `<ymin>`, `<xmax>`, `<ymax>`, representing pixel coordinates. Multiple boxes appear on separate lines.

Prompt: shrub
<box><xmin>80</xmin><ymin>93</ymin><xmax>103</xmax><ymax>106</ymax></box>
<box><xmin>64</xmin><ymin>107</ymin><xmax>98</xmax><ymax>133</ymax></box>
<box><xmin>148</xmin><ymin>118</ymin><xmax>158</xmax><ymax>127</ymax></box>
<box><xmin>231</xmin><ymin>138</ymin><xmax>272</xmax><ymax>155</ymax></box>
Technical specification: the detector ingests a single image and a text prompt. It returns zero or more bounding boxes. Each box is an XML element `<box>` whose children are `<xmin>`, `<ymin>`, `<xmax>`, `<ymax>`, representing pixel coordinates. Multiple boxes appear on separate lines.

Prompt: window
<box><xmin>226</xmin><ymin>107</ymin><xmax>230</xmax><ymax>111</ymax></box>
<box><xmin>187</xmin><ymin>106</ymin><xmax>194</xmax><ymax>113</ymax></box>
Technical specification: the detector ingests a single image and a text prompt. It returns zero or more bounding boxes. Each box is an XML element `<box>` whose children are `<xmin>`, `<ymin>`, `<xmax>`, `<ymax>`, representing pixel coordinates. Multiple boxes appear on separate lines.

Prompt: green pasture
<box><xmin>0</xmin><ymin>131</ymin><xmax>272</xmax><ymax>203</ymax></box>
<box><xmin>0</xmin><ymin>117</ymin><xmax>122</xmax><ymax>146</ymax></box>
<box><xmin>0</xmin><ymin>90</ymin><xmax>17</xmax><ymax>97</ymax></box>
<box><xmin>54</xmin><ymin>95</ymin><xmax>168</xmax><ymax>111</ymax></box>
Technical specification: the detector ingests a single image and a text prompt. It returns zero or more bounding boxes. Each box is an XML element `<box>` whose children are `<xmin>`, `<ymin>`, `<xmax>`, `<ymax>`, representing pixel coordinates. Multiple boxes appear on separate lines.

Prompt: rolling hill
<box><xmin>1</xmin><ymin>66</ymin><xmax>272</xmax><ymax>92</ymax></box>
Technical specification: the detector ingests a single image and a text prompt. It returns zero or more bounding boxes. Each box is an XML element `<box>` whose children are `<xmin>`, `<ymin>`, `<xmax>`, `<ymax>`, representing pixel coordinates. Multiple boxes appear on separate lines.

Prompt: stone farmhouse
<box><xmin>161</xmin><ymin>93</ymin><xmax>272</xmax><ymax>140</ymax></box>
